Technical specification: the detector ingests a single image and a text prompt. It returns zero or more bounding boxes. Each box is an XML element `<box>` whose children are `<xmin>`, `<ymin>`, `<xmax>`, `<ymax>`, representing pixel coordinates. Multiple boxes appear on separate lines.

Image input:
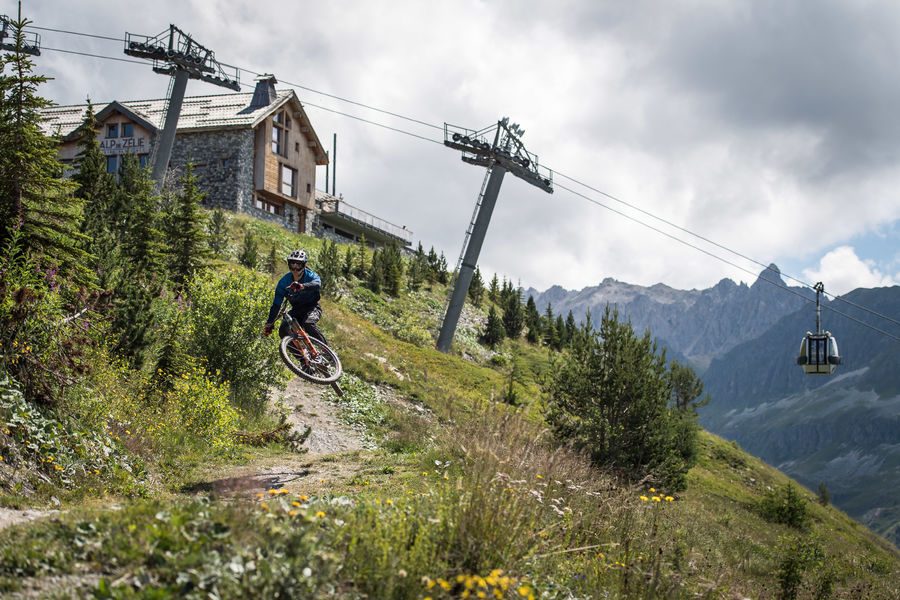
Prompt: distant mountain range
<box><xmin>527</xmin><ymin>270</ymin><xmax>900</xmax><ymax>545</ymax></box>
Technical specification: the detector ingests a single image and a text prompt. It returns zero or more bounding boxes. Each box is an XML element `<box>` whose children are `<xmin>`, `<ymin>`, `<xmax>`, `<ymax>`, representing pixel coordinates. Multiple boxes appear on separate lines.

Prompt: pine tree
<box><xmin>488</xmin><ymin>274</ymin><xmax>500</xmax><ymax>303</ymax></box>
<box><xmin>238</xmin><ymin>228</ymin><xmax>259</xmax><ymax>270</ymax></box>
<box><xmin>565</xmin><ymin>311</ymin><xmax>577</xmax><ymax>346</ymax></box>
<box><xmin>368</xmin><ymin>247</ymin><xmax>384</xmax><ymax>293</ymax></box>
<box><xmin>117</xmin><ymin>154</ymin><xmax>166</xmax><ymax>278</ymax></box>
<box><xmin>437</xmin><ymin>252</ymin><xmax>450</xmax><ymax>284</ymax></box>
<box><xmin>426</xmin><ymin>246</ymin><xmax>440</xmax><ymax>283</ymax></box>
<box><xmin>0</xmin><ymin>15</ymin><xmax>92</xmax><ymax>288</ymax></box>
<box><xmin>468</xmin><ymin>266</ymin><xmax>485</xmax><ymax>307</ymax></box>
<box><xmin>164</xmin><ymin>163</ymin><xmax>209</xmax><ymax>289</ymax></box>
<box><xmin>342</xmin><ymin>244</ymin><xmax>354</xmax><ymax>278</ymax></box>
<box><xmin>406</xmin><ymin>243</ymin><xmax>426</xmax><ymax>292</ymax></box>
<box><xmin>481</xmin><ymin>305</ymin><xmax>505</xmax><ymax>349</ymax></box>
<box><xmin>382</xmin><ymin>243</ymin><xmax>404</xmax><ymax>296</ymax></box>
<box><xmin>354</xmin><ymin>234</ymin><xmax>369</xmax><ymax>279</ymax></box>
<box><xmin>266</xmin><ymin>245</ymin><xmax>278</xmax><ymax>274</ymax></box>
<box><xmin>555</xmin><ymin>314</ymin><xmax>567</xmax><ymax>348</ymax></box>
<box><xmin>207</xmin><ymin>208</ymin><xmax>229</xmax><ymax>256</ymax></box>
<box><xmin>544</xmin><ymin>306</ymin><xmax>699</xmax><ymax>491</ymax></box>
<box><xmin>668</xmin><ymin>360</ymin><xmax>710</xmax><ymax>412</ymax></box>
<box><xmin>543</xmin><ymin>303</ymin><xmax>559</xmax><ymax>349</ymax></box>
<box><xmin>502</xmin><ymin>286</ymin><xmax>524</xmax><ymax>339</ymax></box>
<box><xmin>524</xmin><ymin>295</ymin><xmax>542</xmax><ymax>344</ymax></box>
<box><xmin>72</xmin><ymin>102</ymin><xmax>120</xmax><ymax>289</ymax></box>
<box><xmin>317</xmin><ymin>239</ymin><xmax>342</xmax><ymax>297</ymax></box>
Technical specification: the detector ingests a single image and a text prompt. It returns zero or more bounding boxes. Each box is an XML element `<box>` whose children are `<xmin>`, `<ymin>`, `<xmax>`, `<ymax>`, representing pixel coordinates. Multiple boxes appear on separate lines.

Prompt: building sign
<box><xmin>99</xmin><ymin>136</ymin><xmax>149</xmax><ymax>155</ymax></box>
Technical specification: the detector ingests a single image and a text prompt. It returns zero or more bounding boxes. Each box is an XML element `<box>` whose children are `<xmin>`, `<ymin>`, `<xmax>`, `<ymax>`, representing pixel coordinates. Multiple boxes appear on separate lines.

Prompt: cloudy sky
<box><xmin>8</xmin><ymin>0</ymin><xmax>900</xmax><ymax>296</ymax></box>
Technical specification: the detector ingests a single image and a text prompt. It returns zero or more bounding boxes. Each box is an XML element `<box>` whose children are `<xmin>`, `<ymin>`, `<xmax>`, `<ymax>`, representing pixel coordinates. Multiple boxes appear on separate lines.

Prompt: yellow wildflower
<box><xmin>518</xmin><ymin>586</ymin><xmax>531</xmax><ymax>597</ymax></box>
<box><xmin>438</xmin><ymin>578</ymin><xmax>452</xmax><ymax>591</ymax></box>
<box><xmin>649</xmin><ymin>487</ymin><xmax>656</xmax><ymax>492</ymax></box>
<box><xmin>298</xmin><ymin>494</ymin><xmax>310</xmax><ymax>502</ymax></box>
<box><xmin>652</xmin><ymin>496</ymin><xmax>662</xmax><ymax>503</ymax></box>
<box><xmin>385</xmin><ymin>499</ymin><xmax>394</xmax><ymax>506</ymax></box>
<box><xmin>315</xmin><ymin>510</ymin><xmax>326</xmax><ymax>518</ymax></box>
<box><xmin>639</xmin><ymin>495</ymin><xmax>649</xmax><ymax>502</ymax></box>
<box><xmin>535</xmin><ymin>474</ymin><xmax>544</xmax><ymax>479</ymax></box>
<box><xmin>291</xmin><ymin>501</ymin><xmax>301</xmax><ymax>507</ymax></box>
<box><xmin>665</xmin><ymin>496</ymin><xmax>674</xmax><ymax>502</ymax></box>
<box><xmin>288</xmin><ymin>510</ymin><xmax>298</xmax><ymax>517</ymax></box>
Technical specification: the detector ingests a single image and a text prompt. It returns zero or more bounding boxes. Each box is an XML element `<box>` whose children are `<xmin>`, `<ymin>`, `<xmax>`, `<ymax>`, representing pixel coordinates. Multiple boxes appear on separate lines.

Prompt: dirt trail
<box><xmin>184</xmin><ymin>377</ymin><xmax>369</xmax><ymax>498</ymax></box>
<box><xmin>0</xmin><ymin>507</ymin><xmax>57</xmax><ymax>533</ymax></box>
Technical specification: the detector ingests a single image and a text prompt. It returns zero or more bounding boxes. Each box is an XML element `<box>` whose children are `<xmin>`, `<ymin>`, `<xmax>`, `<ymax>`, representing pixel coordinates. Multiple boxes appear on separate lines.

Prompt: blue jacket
<box><xmin>266</xmin><ymin>268</ymin><xmax>322</xmax><ymax>324</ymax></box>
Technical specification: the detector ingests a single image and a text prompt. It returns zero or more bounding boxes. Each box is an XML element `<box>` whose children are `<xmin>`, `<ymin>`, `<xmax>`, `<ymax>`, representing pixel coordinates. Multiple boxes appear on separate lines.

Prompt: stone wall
<box><xmin>169</xmin><ymin>129</ymin><xmax>311</xmax><ymax>234</ymax></box>
<box><xmin>169</xmin><ymin>130</ymin><xmax>254</xmax><ymax>213</ymax></box>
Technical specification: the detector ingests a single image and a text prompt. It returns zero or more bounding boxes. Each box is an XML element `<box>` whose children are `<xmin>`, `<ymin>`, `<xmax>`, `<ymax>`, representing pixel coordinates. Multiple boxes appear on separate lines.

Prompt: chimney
<box><xmin>249</xmin><ymin>74</ymin><xmax>278</xmax><ymax>109</ymax></box>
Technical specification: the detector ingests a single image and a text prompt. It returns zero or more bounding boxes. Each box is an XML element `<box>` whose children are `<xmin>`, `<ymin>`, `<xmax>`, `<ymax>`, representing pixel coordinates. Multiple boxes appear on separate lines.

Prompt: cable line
<box><xmin>27</xmin><ymin>31</ymin><xmax>900</xmax><ymax>342</ymax></box>
<box><xmin>553</xmin><ymin>170</ymin><xmax>900</xmax><ymax>329</ymax></box>
<box><xmin>41</xmin><ymin>46</ymin><xmax>148</xmax><ymax>66</ymax></box>
<box><xmin>25</xmin><ymin>23</ymin><xmax>445</xmax><ymax>132</ymax></box>
<box><xmin>554</xmin><ymin>181</ymin><xmax>900</xmax><ymax>343</ymax></box>
<box><xmin>26</xmin><ymin>25</ymin><xmax>124</xmax><ymax>43</ymax></box>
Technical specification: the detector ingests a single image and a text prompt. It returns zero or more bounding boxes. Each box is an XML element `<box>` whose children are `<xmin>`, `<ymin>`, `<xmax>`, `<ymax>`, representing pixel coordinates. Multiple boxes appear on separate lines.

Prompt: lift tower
<box><xmin>124</xmin><ymin>25</ymin><xmax>240</xmax><ymax>187</ymax></box>
<box><xmin>1</xmin><ymin>11</ymin><xmax>41</xmax><ymax>55</ymax></box>
<box><xmin>436</xmin><ymin>118</ymin><xmax>553</xmax><ymax>352</ymax></box>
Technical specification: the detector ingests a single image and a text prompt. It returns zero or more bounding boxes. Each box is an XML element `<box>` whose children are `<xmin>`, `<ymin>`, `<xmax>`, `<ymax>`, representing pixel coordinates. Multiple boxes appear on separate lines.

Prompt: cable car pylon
<box><xmin>436</xmin><ymin>118</ymin><xmax>553</xmax><ymax>352</ymax></box>
<box><xmin>123</xmin><ymin>25</ymin><xmax>240</xmax><ymax>188</ymax></box>
<box><xmin>796</xmin><ymin>282</ymin><xmax>842</xmax><ymax>375</ymax></box>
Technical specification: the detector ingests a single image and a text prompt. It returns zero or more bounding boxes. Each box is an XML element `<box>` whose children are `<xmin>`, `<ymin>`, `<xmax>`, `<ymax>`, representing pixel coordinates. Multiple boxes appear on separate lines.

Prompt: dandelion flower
<box><xmin>639</xmin><ymin>495</ymin><xmax>649</xmax><ymax>502</ymax></box>
<box><xmin>288</xmin><ymin>510</ymin><xmax>298</xmax><ymax>517</ymax></box>
<box><xmin>649</xmin><ymin>487</ymin><xmax>656</xmax><ymax>493</ymax></box>
<box><xmin>298</xmin><ymin>494</ymin><xmax>310</xmax><ymax>502</ymax></box>
<box><xmin>315</xmin><ymin>510</ymin><xmax>326</xmax><ymax>518</ymax></box>
<box><xmin>652</xmin><ymin>496</ymin><xmax>662</xmax><ymax>503</ymax></box>
<box><xmin>665</xmin><ymin>496</ymin><xmax>674</xmax><ymax>502</ymax></box>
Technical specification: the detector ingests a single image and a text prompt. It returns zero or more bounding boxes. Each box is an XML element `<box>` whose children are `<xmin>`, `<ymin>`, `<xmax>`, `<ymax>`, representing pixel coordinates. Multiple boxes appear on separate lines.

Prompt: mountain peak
<box><xmin>752</xmin><ymin>263</ymin><xmax>784</xmax><ymax>289</ymax></box>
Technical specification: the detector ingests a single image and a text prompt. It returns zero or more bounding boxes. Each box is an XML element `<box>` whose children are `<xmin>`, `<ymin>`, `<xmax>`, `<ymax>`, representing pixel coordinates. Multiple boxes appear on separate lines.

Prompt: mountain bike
<box><xmin>275</xmin><ymin>300</ymin><xmax>343</xmax><ymax>394</ymax></box>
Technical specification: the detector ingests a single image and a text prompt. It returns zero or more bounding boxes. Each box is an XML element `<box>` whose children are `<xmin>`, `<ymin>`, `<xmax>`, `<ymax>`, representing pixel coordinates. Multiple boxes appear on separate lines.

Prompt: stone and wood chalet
<box><xmin>39</xmin><ymin>76</ymin><xmax>413</xmax><ymax>246</ymax></box>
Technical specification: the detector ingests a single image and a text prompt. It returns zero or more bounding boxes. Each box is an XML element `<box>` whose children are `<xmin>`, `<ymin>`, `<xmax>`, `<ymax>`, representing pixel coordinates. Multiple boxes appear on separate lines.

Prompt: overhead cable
<box><xmin>28</xmin><ymin>31</ymin><xmax>900</xmax><ymax>342</ymax></box>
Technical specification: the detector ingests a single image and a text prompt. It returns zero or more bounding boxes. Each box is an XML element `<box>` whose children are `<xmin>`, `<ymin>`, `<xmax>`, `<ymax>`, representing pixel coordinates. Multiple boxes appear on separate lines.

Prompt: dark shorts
<box><xmin>279</xmin><ymin>304</ymin><xmax>327</xmax><ymax>345</ymax></box>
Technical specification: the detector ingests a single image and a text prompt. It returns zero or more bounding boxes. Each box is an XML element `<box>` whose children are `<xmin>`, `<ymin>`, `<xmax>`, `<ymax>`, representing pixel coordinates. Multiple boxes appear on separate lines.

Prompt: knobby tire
<box><xmin>279</xmin><ymin>335</ymin><xmax>343</xmax><ymax>384</ymax></box>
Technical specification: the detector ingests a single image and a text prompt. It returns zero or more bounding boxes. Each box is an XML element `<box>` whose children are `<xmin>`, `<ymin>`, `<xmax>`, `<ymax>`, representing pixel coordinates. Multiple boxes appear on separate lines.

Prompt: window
<box><xmin>306</xmin><ymin>183</ymin><xmax>311</xmax><ymax>194</ymax></box>
<box><xmin>121</xmin><ymin>123</ymin><xmax>134</xmax><ymax>137</ymax></box>
<box><xmin>106</xmin><ymin>124</ymin><xmax>119</xmax><ymax>138</ymax></box>
<box><xmin>271</xmin><ymin>110</ymin><xmax>290</xmax><ymax>157</ymax></box>
<box><xmin>280</xmin><ymin>164</ymin><xmax>296</xmax><ymax>197</ymax></box>
<box><xmin>106</xmin><ymin>155</ymin><xmax>118</xmax><ymax>173</ymax></box>
<box><xmin>253</xmin><ymin>196</ymin><xmax>282</xmax><ymax>215</ymax></box>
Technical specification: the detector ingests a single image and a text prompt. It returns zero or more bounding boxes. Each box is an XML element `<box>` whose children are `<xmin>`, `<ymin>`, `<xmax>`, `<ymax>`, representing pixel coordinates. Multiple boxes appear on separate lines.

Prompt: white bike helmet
<box><xmin>286</xmin><ymin>249</ymin><xmax>308</xmax><ymax>264</ymax></box>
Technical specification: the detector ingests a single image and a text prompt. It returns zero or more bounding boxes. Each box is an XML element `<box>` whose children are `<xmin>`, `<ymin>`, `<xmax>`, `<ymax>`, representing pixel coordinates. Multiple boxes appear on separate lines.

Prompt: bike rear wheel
<box><xmin>279</xmin><ymin>335</ymin><xmax>343</xmax><ymax>384</ymax></box>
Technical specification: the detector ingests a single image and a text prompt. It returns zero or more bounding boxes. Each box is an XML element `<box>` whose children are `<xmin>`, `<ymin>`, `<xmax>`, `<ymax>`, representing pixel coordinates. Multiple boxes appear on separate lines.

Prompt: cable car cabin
<box><xmin>796</xmin><ymin>332</ymin><xmax>841</xmax><ymax>375</ymax></box>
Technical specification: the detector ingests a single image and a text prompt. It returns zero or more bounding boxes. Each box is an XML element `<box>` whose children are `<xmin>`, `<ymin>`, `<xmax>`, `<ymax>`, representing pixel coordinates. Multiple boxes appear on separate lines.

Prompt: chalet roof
<box><xmin>39</xmin><ymin>89</ymin><xmax>328</xmax><ymax>164</ymax></box>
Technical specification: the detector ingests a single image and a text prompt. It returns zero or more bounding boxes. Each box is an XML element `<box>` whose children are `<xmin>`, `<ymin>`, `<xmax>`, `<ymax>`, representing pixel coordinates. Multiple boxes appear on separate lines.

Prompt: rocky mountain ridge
<box><xmin>526</xmin><ymin>264</ymin><xmax>813</xmax><ymax>370</ymax></box>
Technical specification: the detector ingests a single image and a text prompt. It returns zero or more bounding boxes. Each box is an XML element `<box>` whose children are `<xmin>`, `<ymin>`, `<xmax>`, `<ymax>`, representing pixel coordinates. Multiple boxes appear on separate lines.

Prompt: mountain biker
<box><xmin>263</xmin><ymin>249</ymin><xmax>328</xmax><ymax>345</ymax></box>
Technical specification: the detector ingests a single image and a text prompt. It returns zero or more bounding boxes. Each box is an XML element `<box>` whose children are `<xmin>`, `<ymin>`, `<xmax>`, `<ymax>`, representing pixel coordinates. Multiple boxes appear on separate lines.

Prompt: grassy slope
<box><xmin>0</xmin><ymin>213</ymin><xmax>897</xmax><ymax>598</ymax></box>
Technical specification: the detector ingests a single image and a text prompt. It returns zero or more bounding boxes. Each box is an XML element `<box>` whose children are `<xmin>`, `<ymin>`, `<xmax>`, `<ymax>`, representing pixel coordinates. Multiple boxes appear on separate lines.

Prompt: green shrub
<box><xmin>159</xmin><ymin>365</ymin><xmax>239</xmax><ymax>452</ymax></box>
<box><xmin>543</xmin><ymin>307</ymin><xmax>699</xmax><ymax>490</ymax></box>
<box><xmin>759</xmin><ymin>482</ymin><xmax>810</xmax><ymax>530</ymax></box>
<box><xmin>775</xmin><ymin>536</ymin><xmax>825</xmax><ymax>599</ymax></box>
<box><xmin>0</xmin><ymin>370</ymin><xmax>145</xmax><ymax>493</ymax></box>
<box><xmin>187</xmin><ymin>268</ymin><xmax>286</xmax><ymax>413</ymax></box>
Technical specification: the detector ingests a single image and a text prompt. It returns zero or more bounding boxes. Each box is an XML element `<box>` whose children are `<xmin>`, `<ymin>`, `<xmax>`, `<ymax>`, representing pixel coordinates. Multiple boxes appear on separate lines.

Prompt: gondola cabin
<box><xmin>796</xmin><ymin>331</ymin><xmax>841</xmax><ymax>375</ymax></box>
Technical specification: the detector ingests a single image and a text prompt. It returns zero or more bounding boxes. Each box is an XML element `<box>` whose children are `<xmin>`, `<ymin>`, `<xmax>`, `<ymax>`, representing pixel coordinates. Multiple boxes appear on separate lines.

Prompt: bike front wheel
<box><xmin>279</xmin><ymin>335</ymin><xmax>343</xmax><ymax>384</ymax></box>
